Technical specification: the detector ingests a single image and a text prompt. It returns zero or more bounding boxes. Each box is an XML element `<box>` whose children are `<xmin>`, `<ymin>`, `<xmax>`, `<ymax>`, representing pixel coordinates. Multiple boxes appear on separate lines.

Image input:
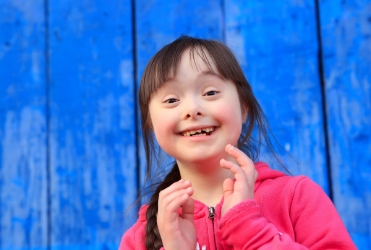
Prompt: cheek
<box><xmin>148</xmin><ymin>101</ymin><xmax>178</xmax><ymax>154</ymax></box>
<box><xmin>215</xmin><ymin>101</ymin><xmax>244</xmax><ymax>138</ymax></box>
<box><xmin>152</xmin><ymin>124</ymin><xmax>167</xmax><ymax>140</ymax></box>
<box><xmin>149</xmin><ymin>104</ymin><xmax>167</xmax><ymax>139</ymax></box>
<box><xmin>217</xmin><ymin>100</ymin><xmax>244</xmax><ymax>124</ymax></box>
<box><xmin>151</xmin><ymin>116</ymin><xmax>175</xmax><ymax>149</ymax></box>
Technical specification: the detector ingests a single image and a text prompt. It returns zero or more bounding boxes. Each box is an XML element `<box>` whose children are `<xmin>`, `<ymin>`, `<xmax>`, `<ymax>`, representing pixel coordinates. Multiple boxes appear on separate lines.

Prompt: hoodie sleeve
<box><xmin>218</xmin><ymin>177</ymin><xmax>356</xmax><ymax>250</ymax></box>
<box><xmin>218</xmin><ymin>200</ymin><xmax>308</xmax><ymax>249</ymax></box>
<box><xmin>289</xmin><ymin>177</ymin><xmax>356</xmax><ymax>249</ymax></box>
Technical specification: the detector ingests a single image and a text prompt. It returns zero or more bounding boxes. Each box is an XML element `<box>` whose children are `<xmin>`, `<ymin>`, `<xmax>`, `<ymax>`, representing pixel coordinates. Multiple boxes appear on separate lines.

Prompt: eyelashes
<box><xmin>163</xmin><ymin>90</ymin><xmax>220</xmax><ymax>104</ymax></box>
<box><xmin>204</xmin><ymin>90</ymin><xmax>219</xmax><ymax>96</ymax></box>
<box><xmin>163</xmin><ymin>98</ymin><xmax>179</xmax><ymax>104</ymax></box>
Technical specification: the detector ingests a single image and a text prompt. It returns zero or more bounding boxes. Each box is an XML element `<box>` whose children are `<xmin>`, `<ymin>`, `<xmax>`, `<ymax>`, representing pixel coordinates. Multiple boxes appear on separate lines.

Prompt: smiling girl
<box><xmin>119</xmin><ymin>36</ymin><xmax>356</xmax><ymax>250</ymax></box>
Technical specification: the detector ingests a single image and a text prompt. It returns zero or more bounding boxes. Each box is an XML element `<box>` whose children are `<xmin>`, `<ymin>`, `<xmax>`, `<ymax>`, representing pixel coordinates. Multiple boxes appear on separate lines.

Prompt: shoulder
<box><xmin>119</xmin><ymin>205</ymin><xmax>149</xmax><ymax>249</ymax></box>
<box><xmin>138</xmin><ymin>204</ymin><xmax>149</xmax><ymax>222</ymax></box>
<box><xmin>125</xmin><ymin>205</ymin><xmax>149</xmax><ymax>232</ymax></box>
<box><xmin>256</xmin><ymin>166</ymin><xmax>336</xmax><ymax>223</ymax></box>
<box><xmin>289</xmin><ymin>176</ymin><xmax>333</xmax><ymax>212</ymax></box>
<box><xmin>255</xmin><ymin>161</ymin><xmax>312</xmax><ymax>192</ymax></box>
<box><xmin>123</xmin><ymin>205</ymin><xmax>150</xmax><ymax>238</ymax></box>
<box><xmin>255</xmin><ymin>162</ymin><xmax>330</xmax><ymax>207</ymax></box>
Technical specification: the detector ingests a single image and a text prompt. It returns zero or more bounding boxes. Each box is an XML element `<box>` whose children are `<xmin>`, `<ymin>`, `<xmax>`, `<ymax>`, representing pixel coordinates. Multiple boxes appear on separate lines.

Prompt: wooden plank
<box><xmin>319</xmin><ymin>1</ymin><xmax>371</xmax><ymax>248</ymax></box>
<box><xmin>225</xmin><ymin>1</ymin><xmax>329</xmax><ymax>192</ymax></box>
<box><xmin>135</xmin><ymin>0</ymin><xmax>224</xmax><ymax>199</ymax></box>
<box><xmin>0</xmin><ymin>0</ymin><xmax>48</xmax><ymax>249</ymax></box>
<box><xmin>47</xmin><ymin>0</ymin><xmax>136</xmax><ymax>248</ymax></box>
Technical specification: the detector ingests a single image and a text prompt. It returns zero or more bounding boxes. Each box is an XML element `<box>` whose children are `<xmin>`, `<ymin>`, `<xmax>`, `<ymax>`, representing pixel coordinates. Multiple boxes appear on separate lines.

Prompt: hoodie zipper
<box><xmin>208</xmin><ymin>207</ymin><xmax>218</xmax><ymax>250</ymax></box>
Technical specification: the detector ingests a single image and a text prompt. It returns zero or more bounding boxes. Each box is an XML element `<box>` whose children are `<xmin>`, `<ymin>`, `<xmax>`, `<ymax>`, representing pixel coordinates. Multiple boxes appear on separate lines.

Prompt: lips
<box><xmin>181</xmin><ymin>126</ymin><xmax>216</xmax><ymax>136</ymax></box>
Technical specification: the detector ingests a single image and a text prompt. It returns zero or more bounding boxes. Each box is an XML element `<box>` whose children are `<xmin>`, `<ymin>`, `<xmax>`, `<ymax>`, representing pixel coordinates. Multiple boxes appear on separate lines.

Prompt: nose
<box><xmin>183</xmin><ymin>97</ymin><xmax>203</xmax><ymax>119</ymax></box>
<box><xmin>186</xmin><ymin>111</ymin><xmax>202</xmax><ymax>119</ymax></box>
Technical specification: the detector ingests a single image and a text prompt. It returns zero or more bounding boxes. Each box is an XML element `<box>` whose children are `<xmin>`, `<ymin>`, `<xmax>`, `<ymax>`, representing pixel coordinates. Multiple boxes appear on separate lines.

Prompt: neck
<box><xmin>176</xmin><ymin>156</ymin><xmax>235</xmax><ymax>207</ymax></box>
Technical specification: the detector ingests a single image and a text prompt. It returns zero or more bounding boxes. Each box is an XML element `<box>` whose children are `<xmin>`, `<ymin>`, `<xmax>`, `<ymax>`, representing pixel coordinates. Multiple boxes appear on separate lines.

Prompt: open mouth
<box><xmin>181</xmin><ymin>127</ymin><xmax>215</xmax><ymax>137</ymax></box>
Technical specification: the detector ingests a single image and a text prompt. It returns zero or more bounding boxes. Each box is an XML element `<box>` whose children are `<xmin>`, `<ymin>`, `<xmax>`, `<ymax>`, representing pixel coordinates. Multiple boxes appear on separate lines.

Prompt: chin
<box><xmin>178</xmin><ymin>151</ymin><xmax>224</xmax><ymax>166</ymax></box>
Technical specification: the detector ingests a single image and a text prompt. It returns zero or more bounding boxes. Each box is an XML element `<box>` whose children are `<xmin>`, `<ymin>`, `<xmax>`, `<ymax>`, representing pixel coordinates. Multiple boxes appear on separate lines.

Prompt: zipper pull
<box><xmin>208</xmin><ymin>207</ymin><xmax>215</xmax><ymax>219</ymax></box>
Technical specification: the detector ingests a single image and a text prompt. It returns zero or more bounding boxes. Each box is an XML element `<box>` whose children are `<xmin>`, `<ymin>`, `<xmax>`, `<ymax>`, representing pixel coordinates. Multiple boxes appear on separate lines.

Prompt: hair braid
<box><xmin>145</xmin><ymin>163</ymin><xmax>181</xmax><ymax>250</ymax></box>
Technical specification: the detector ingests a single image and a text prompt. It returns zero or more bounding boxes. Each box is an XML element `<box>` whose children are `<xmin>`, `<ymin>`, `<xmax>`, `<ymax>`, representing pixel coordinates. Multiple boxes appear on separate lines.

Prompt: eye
<box><xmin>164</xmin><ymin>98</ymin><xmax>178</xmax><ymax>104</ymax></box>
<box><xmin>204</xmin><ymin>90</ymin><xmax>219</xmax><ymax>96</ymax></box>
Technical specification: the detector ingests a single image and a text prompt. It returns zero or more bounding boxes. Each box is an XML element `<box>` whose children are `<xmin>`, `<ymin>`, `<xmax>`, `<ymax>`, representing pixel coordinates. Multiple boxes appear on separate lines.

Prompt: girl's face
<box><xmin>148</xmin><ymin>49</ymin><xmax>247</xmax><ymax>167</ymax></box>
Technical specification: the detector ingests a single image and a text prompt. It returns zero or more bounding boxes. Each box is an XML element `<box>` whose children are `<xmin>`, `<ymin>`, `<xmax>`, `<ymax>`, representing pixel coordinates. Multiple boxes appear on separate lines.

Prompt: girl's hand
<box><xmin>157</xmin><ymin>179</ymin><xmax>196</xmax><ymax>250</ymax></box>
<box><xmin>220</xmin><ymin>144</ymin><xmax>258</xmax><ymax>217</ymax></box>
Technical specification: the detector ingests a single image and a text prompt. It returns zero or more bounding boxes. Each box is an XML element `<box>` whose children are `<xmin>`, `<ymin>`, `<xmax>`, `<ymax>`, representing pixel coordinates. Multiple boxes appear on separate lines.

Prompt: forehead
<box><xmin>151</xmin><ymin>49</ymin><xmax>224</xmax><ymax>98</ymax></box>
<box><xmin>144</xmin><ymin>45</ymin><xmax>223</xmax><ymax>101</ymax></box>
<box><xmin>172</xmin><ymin>47</ymin><xmax>218</xmax><ymax>78</ymax></box>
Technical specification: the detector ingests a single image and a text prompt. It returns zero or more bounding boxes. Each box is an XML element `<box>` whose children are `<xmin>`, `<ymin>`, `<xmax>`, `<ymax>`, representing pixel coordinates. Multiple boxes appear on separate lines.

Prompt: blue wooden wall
<box><xmin>0</xmin><ymin>0</ymin><xmax>370</xmax><ymax>249</ymax></box>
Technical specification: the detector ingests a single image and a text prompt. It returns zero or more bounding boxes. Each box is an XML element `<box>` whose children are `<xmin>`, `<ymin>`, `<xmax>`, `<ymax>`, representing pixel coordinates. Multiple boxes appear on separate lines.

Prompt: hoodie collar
<box><xmin>138</xmin><ymin>162</ymin><xmax>286</xmax><ymax>221</ymax></box>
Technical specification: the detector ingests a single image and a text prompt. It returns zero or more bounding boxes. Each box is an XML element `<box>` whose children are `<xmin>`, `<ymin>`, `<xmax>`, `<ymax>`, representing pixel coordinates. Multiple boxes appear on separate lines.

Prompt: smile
<box><xmin>181</xmin><ymin>127</ymin><xmax>215</xmax><ymax>136</ymax></box>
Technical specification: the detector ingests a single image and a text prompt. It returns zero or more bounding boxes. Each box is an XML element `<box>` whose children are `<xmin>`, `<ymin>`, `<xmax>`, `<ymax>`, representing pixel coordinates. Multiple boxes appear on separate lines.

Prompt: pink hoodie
<box><xmin>119</xmin><ymin>162</ymin><xmax>356</xmax><ymax>249</ymax></box>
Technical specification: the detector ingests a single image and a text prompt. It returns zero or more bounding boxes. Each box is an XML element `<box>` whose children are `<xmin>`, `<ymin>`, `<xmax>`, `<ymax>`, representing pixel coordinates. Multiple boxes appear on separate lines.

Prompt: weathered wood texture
<box><xmin>224</xmin><ymin>1</ymin><xmax>329</xmax><ymax>192</ymax></box>
<box><xmin>319</xmin><ymin>0</ymin><xmax>371</xmax><ymax>248</ymax></box>
<box><xmin>0</xmin><ymin>0</ymin><xmax>48</xmax><ymax>249</ymax></box>
<box><xmin>47</xmin><ymin>0</ymin><xmax>137</xmax><ymax>249</ymax></box>
<box><xmin>0</xmin><ymin>0</ymin><xmax>370</xmax><ymax>249</ymax></box>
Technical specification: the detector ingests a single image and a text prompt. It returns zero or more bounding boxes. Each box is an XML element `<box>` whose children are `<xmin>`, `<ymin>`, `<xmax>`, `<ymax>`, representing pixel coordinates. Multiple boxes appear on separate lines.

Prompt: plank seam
<box><xmin>131</xmin><ymin>0</ymin><xmax>140</xmax><ymax>212</ymax></box>
<box><xmin>221</xmin><ymin>0</ymin><xmax>226</xmax><ymax>42</ymax></box>
<box><xmin>314</xmin><ymin>0</ymin><xmax>333</xmax><ymax>201</ymax></box>
<box><xmin>43</xmin><ymin>0</ymin><xmax>51</xmax><ymax>248</ymax></box>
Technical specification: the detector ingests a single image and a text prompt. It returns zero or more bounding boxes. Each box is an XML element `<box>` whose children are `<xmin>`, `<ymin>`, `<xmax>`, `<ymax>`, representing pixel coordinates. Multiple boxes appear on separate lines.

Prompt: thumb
<box><xmin>182</xmin><ymin>197</ymin><xmax>194</xmax><ymax>223</ymax></box>
<box><xmin>223</xmin><ymin>178</ymin><xmax>234</xmax><ymax>196</ymax></box>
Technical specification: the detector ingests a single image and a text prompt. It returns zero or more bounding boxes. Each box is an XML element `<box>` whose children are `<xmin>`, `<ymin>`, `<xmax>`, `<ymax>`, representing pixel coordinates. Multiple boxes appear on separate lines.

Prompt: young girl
<box><xmin>119</xmin><ymin>36</ymin><xmax>356</xmax><ymax>250</ymax></box>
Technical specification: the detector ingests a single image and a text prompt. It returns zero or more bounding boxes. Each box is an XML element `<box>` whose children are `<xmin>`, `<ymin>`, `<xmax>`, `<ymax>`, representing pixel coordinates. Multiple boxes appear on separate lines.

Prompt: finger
<box><xmin>239</xmin><ymin>164</ymin><xmax>258</xmax><ymax>187</ymax></box>
<box><xmin>159</xmin><ymin>186</ymin><xmax>194</xmax><ymax>212</ymax></box>
<box><xmin>223</xmin><ymin>178</ymin><xmax>234</xmax><ymax>196</ymax></box>
<box><xmin>158</xmin><ymin>191</ymin><xmax>194</xmax><ymax>229</ymax></box>
<box><xmin>158</xmin><ymin>181</ymin><xmax>192</xmax><ymax>207</ymax></box>
<box><xmin>253</xmin><ymin>169</ymin><xmax>258</xmax><ymax>182</ymax></box>
<box><xmin>220</xmin><ymin>158</ymin><xmax>248</xmax><ymax>184</ymax></box>
<box><xmin>225</xmin><ymin>144</ymin><xmax>254</xmax><ymax>169</ymax></box>
<box><xmin>159</xmin><ymin>179</ymin><xmax>192</xmax><ymax>202</ymax></box>
<box><xmin>225</xmin><ymin>144</ymin><xmax>256</xmax><ymax>182</ymax></box>
<box><xmin>158</xmin><ymin>181</ymin><xmax>193</xmax><ymax>222</ymax></box>
<box><xmin>165</xmin><ymin>191</ymin><xmax>193</xmax><ymax>214</ymax></box>
<box><xmin>181</xmin><ymin>197</ymin><xmax>194</xmax><ymax>224</ymax></box>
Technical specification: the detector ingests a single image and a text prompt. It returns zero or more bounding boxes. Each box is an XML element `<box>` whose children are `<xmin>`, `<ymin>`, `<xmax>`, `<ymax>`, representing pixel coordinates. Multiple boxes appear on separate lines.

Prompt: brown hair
<box><xmin>139</xmin><ymin>36</ymin><xmax>282</xmax><ymax>250</ymax></box>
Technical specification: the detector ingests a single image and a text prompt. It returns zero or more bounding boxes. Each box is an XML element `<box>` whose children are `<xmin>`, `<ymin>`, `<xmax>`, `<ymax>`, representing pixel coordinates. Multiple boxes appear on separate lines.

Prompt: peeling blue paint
<box><xmin>0</xmin><ymin>0</ymin><xmax>370</xmax><ymax>249</ymax></box>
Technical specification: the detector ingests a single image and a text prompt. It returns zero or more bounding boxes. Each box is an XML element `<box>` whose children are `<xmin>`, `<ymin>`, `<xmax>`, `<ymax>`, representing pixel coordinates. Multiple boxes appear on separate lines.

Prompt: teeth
<box><xmin>182</xmin><ymin>127</ymin><xmax>215</xmax><ymax>136</ymax></box>
<box><xmin>202</xmin><ymin>127</ymin><xmax>215</xmax><ymax>133</ymax></box>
